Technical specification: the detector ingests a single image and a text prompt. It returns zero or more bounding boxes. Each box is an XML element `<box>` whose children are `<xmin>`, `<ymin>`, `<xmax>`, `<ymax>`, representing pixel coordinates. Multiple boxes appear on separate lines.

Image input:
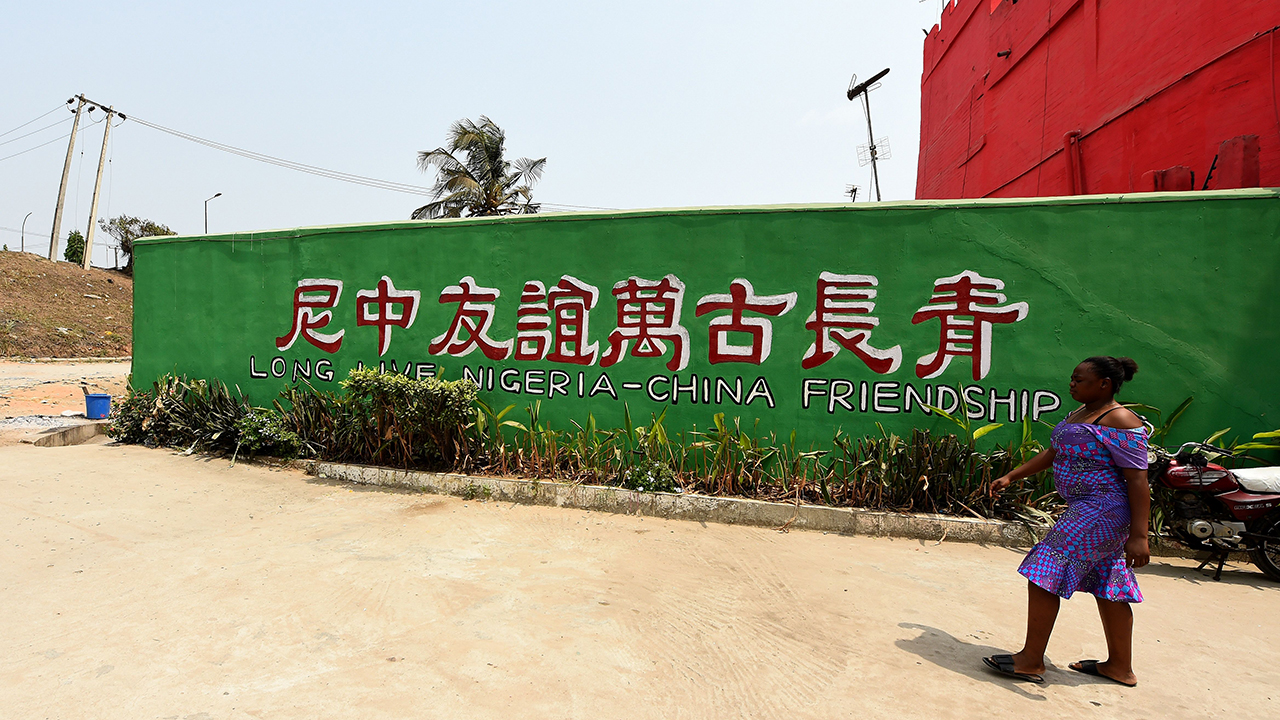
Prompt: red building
<box><xmin>916</xmin><ymin>0</ymin><xmax>1280</xmax><ymax>199</ymax></box>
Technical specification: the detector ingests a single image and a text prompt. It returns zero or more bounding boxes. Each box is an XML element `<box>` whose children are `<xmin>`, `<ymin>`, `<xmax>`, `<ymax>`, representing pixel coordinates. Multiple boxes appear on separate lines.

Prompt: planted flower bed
<box><xmin>109</xmin><ymin>369</ymin><xmax>1066</xmax><ymax>527</ymax></box>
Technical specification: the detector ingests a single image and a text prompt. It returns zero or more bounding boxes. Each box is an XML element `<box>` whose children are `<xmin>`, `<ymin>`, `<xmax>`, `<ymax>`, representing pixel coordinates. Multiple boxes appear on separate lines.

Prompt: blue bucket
<box><xmin>85</xmin><ymin>393</ymin><xmax>112</xmax><ymax>420</ymax></box>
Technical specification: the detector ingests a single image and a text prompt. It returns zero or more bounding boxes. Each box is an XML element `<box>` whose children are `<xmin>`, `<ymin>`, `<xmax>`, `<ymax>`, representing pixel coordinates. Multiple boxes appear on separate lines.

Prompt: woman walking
<box><xmin>984</xmin><ymin>356</ymin><xmax>1150</xmax><ymax>687</ymax></box>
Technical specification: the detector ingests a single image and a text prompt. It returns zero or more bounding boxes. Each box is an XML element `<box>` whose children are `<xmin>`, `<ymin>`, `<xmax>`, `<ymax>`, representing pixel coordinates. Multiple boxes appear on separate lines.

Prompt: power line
<box><xmin>0</xmin><ymin>131</ymin><xmax>73</xmax><ymax>163</ymax></box>
<box><xmin>541</xmin><ymin>203</ymin><xmax>618</xmax><ymax>211</ymax></box>
<box><xmin>0</xmin><ymin>224</ymin><xmax>37</xmax><ymax>235</ymax></box>
<box><xmin>129</xmin><ymin>115</ymin><xmax>436</xmax><ymax>196</ymax></box>
<box><xmin>0</xmin><ymin>105</ymin><xmax>66</xmax><ymax>140</ymax></box>
<box><xmin>127</xmin><ymin>115</ymin><xmax>620</xmax><ymax>210</ymax></box>
<box><xmin>0</xmin><ymin>116</ymin><xmax>71</xmax><ymax>148</ymax></box>
<box><xmin>7</xmin><ymin>103</ymin><xmax>612</xmax><ymax>215</ymax></box>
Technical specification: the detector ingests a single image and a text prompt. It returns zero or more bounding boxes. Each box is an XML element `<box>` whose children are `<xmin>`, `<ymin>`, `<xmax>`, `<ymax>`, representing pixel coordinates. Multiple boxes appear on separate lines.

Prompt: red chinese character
<box><xmin>801</xmin><ymin>272</ymin><xmax>902</xmax><ymax>373</ymax></box>
<box><xmin>547</xmin><ymin>275</ymin><xmax>600</xmax><ymax>365</ymax></box>
<box><xmin>911</xmin><ymin>270</ymin><xmax>1029</xmax><ymax>380</ymax></box>
<box><xmin>276</xmin><ymin>278</ymin><xmax>345</xmax><ymax>354</ymax></box>
<box><xmin>428</xmin><ymin>276</ymin><xmax>512</xmax><ymax>360</ymax></box>
<box><xmin>515</xmin><ymin>276</ymin><xmax>600</xmax><ymax>364</ymax></box>
<box><xmin>355</xmin><ymin>276</ymin><xmax>421</xmax><ymax>357</ymax></box>
<box><xmin>695</xmin><ymin>279</ymin><xmax>796</xmax><ymax>365</ymax></box>
<box><xmin>513</xmin><ymin>281</ymin><xmax>551</xmax><ymax>361</ymax></box>
<box><xmin>600</xmin><ymin>274</ymin><xmax>689</xmax><ymax>372</ymax></box>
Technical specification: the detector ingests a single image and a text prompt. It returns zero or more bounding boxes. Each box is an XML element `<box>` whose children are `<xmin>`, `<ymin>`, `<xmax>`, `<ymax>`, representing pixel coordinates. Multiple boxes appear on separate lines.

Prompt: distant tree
<box><xmin>411</xmin><ymin>116</ymin><xmax>546</xmax><ymax>219</ymax></box>
<box><xmin>98</xmin><ymin>215</ymin><xmax>175</xmax><ymax>273</ymax></box>
<box><xmin>63</xmin><ymin>230</ymin><xmax>85</xmax><ymax>265</ymax></box>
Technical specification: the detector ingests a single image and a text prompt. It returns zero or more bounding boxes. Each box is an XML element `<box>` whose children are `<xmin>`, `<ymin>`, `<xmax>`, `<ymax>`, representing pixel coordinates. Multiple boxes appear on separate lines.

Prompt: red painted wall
<box><xmin>916</xmin><ymin>0</ymin><xmax>1280</xmax><ymax>199</ymax></box>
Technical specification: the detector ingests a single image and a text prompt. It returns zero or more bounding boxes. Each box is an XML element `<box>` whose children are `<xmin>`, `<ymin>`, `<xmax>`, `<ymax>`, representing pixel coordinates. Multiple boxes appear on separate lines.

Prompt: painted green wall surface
<box><xmin>133</xmin><ymin>190</ymin><xmax>1280</xmax><ymax>446</ymax></box>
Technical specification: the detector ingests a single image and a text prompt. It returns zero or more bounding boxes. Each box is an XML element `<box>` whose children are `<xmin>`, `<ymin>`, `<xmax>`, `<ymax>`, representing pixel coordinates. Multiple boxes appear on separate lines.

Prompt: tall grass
<box><xmin>460</xmin><ymin>401</ymin><xmax>1060</xmax><ymax>523</ymax></box>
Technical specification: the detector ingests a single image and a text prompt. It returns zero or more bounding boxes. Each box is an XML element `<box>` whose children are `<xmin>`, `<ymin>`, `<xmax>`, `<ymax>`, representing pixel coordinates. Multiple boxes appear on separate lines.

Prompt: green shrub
<box><xmin>619</xmin><ymin>454</ymin><xmax>678</xmax><ymax>493</ymax></box>
<box><xmin>235</xmin><ymin>408</ymin><xmax>301</xmax><ymax>459</ymax></box>
<box><xmin>63</xmin><ymin>230</ymin><xmax>85</xmax><ymax>265</ymax></box>
<box><xmin>275</xmin><ymin>369</ymin><xmax>478</xmax><ymax>469</ymax></box>
<box><xmin>106</xmin><ymin>374</ymin><xmax>251</xmax><ymax>454</ymax></box>
<box><xmin>106</xmin><ymin>385</ymin><xmax>157</xmax><ymax>445</ymax></box>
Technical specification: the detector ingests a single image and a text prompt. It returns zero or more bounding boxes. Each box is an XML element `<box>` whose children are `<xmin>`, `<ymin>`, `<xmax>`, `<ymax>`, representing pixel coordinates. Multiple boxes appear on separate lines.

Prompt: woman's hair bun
<box><xmin>1116</xmin><ymin>356</ymin><xmax>1138</xmax><ymax>381</ymax></box>
<box><xmin>1083</xmin><ymin>355</ymin><xmax>1138</xmax><ymax>393</ymax></box>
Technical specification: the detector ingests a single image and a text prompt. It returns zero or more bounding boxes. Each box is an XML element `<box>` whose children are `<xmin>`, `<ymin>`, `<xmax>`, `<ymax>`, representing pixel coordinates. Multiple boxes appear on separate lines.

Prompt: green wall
<box><xmin>132</xmin><ymin>190</ymin><xmax>1280</xmax><ymax>447</ymax></box>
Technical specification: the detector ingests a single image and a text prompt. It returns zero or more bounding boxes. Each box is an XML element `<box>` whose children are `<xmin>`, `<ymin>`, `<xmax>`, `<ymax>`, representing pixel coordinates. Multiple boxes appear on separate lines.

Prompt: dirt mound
<box><xmin>0</xmin><ymin>252</ymin><xmax>132</xmax><ymax>358</ymax></box>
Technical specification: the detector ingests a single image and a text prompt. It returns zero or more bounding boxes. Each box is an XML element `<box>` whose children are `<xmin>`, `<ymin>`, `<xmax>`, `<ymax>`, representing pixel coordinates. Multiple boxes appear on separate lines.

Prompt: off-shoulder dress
<box><xmin>1017</xmin><ymin>417</ymin><xmax>1148</xmax><ymax>602</ymax></box>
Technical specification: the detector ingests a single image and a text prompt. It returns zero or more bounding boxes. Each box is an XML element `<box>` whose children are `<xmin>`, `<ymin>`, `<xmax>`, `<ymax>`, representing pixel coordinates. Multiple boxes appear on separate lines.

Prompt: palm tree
<box><xmin>411</xmin><ymin>116</ymin><xmax>546</xmax><ymax>219</ymax></box>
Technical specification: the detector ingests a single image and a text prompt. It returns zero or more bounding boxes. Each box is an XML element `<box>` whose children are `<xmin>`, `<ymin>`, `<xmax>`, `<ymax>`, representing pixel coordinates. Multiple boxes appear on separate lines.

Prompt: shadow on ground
<box><xmin>893</xmin><ymin>622</ymin><xmax>1115</xmax><ymax>697</ymax></box>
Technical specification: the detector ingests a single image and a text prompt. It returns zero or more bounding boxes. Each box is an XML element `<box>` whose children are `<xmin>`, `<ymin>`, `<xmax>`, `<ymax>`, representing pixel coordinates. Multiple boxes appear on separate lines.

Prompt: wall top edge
<box><xmin>134</xmin><ymin>189</ymin><xmax>1280</xmax><ymax>247</ymax></box>
<box><xmin>929</xmin><ymin>0</ymin><xmax>983</xmax><ymax>38</ymax></box>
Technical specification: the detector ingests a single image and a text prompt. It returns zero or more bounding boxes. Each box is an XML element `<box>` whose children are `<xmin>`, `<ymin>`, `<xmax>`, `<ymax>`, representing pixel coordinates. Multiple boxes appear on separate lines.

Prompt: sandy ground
<box><xmin>0</xmin><ymin>359</ymin><xmax>130</xmax><ymax>419</ymax></box>
<box><xmin>0</xmin><ymin>442</ymin><xmax>1276</xmax><ymax>719</ymax></box>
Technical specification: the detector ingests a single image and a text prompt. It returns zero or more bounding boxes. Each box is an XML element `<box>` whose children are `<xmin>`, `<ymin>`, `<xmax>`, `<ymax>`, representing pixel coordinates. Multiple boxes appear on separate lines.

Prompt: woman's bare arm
<box><xmin>1097</xmin><ymin>408</ymin><xmax>1151</xmax><ymax>567</ymax></box>
<box><xmin>1122</xmin><ymin>466</ymin><xmax>1151</xmax><ymax>568</ymax></box>
<box><xmin>990</xmin><ymin>447</ymin><xmax>1056</xmax><ymax>495</ymax></box>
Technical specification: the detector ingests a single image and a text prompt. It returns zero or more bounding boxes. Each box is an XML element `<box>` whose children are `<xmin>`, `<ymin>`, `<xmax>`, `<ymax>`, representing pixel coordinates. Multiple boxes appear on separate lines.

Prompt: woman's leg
<box><xmin>1086</xmin><ymin>598</ymin><xmax>1138</xmax><ymax>684</ymax></box>
<box><xmin>1012</xmin><ymin>581</ymin><xmax>1060</xmax><ymax>673</ymax></box>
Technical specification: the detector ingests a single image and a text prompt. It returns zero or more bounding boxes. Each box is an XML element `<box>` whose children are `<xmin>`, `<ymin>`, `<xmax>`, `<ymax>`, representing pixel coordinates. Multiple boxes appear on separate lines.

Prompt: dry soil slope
<box><xmin>0</xmin><ymin>251</ymin><xmax>131</xmax><ymax>358</ymax></box>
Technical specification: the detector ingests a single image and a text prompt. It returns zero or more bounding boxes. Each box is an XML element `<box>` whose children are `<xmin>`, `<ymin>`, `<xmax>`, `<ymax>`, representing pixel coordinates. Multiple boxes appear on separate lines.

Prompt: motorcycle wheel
<box><xmin>1248</xmin><ymin>512</ymin><xmax>1280</xmax><ymax>582</ymax></box>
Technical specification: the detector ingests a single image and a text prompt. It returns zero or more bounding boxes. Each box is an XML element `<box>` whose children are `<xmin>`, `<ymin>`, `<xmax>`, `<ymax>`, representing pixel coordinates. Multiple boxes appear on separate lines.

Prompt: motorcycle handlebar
<box><xmin>1175</xmin><ymin>441</ymin><xmax>1236</xmax><ymax>458</ymax></box>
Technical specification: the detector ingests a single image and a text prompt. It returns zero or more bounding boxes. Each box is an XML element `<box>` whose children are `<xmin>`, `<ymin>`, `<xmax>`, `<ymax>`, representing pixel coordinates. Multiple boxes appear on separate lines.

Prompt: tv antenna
<box><xmin>847</xmin><ymin>67</ymin><xmax>890</xmax><ymax>202</ymax></box>
<box><xmin>857</xmin><ymin>138</ymin><xmax>891</xmax><ymax>168</ymax></box>
<box><xmin>844</xmin><ymin>184</ymin><xmax>860</xmax><ymax>202</ymax></box>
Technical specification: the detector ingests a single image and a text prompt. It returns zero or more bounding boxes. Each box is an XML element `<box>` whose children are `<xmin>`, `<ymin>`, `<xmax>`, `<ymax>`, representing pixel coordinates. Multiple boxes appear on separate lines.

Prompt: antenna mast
<box><xmin>847</xmin><ymin>67</ymin><xmax>891</xmax><ymax>202</ymax></box>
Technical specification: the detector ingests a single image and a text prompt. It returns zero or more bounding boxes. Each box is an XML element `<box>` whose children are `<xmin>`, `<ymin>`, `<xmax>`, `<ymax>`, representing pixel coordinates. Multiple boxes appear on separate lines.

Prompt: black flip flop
<box><xmin>1070</xmin><ymin>659</ymin><xmax>1137</xmax><ymax>687</ymax></box>
<box><xmin>982</xmin><ymin>654</ymin><xmax>1045</xmax><ymax>684</ymax></box>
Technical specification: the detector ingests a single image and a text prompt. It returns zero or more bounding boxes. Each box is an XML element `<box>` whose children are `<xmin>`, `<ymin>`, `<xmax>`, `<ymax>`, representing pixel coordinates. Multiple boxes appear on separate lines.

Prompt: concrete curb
<box><xmin>22</xmin><ymin>421</ymin><xmax>109</xmax><ymax>447</ymax></box>
<box><xmin>310</xmin><ymin>461</ymin><xmax>1045</xmax><ymax>547</ymax></box>
<box><xmin>304</xmin><ymin>461</ymin><xmax>1223</xmax><ymax>560</ymax></box>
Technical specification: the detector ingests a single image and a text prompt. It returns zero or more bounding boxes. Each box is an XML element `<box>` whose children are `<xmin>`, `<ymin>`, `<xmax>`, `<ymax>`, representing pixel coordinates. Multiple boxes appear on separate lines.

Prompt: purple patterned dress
<box><xmin>1017</xmin><ymin>421</ymin><xmax>1148</xmax><ymax>603</ymax></box>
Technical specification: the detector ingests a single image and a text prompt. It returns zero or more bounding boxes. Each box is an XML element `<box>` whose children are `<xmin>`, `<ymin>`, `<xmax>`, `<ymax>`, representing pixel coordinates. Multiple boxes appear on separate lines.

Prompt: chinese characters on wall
<box><xmin>273</xmin><ymin>269</ymin><xmax>1028</xmax><ymax>379</ymax></box>
<box><xmin>257</xmin><ymin>269</ymin><xmax>1057</xmax><ymax>422</ymax></box>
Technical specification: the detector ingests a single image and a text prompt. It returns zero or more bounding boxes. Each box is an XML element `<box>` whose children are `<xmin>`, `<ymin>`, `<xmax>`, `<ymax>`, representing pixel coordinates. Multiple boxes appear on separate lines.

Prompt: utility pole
<box><xmin>83</xmin><ymin>104</ymin><xmax>122</xmax><ymax>270</ymax></box>
<box><xmin>50</xmin><ymin>96</ymin><xmax>86</xmax><ymax>261</ymax></box>
<box><xmin>847</xmin><ymin>68</ymin><xmax>890</xmax><ymax>202</ymax></box>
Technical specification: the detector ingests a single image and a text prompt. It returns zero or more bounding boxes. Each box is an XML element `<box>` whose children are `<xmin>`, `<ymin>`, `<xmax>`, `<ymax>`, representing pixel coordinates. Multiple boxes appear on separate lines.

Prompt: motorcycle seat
<box><xmin>1232</xmin><ymin>467</ymin><xmax>1280</xmax><ymax>493</ymax></box>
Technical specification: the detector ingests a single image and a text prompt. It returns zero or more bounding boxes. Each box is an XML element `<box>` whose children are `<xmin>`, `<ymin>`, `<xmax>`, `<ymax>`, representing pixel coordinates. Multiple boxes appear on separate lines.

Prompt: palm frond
<box><xmin>412</xmin><ymin>117</ymin><xmax>544</xmax><ymax>218</ymax></box>
<box><xmin>417</xmin><ymin>147</ymin><xmax>465</xmax><ymax>174</ymax></box>
<box><xmin>513</xmin><ymin>157</ymin><xmax>547</xmax><ymax>184</ymax></box>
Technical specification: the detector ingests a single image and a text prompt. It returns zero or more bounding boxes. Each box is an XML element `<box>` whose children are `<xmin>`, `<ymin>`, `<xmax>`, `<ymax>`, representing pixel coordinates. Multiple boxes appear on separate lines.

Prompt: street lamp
<box><xmin>204</xmin><ymin>192</ymin><xmax>222</xmax><ymax>234</ymax></box>
<box><xmin>20</xmin><ymin>212</ymin><xmax>32</xmax><ymax>252</ymax></box>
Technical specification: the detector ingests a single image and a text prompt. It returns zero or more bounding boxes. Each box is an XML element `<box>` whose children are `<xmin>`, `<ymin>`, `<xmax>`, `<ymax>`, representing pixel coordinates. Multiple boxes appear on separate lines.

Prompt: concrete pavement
<box><xmin>1</xmin><ymin>441</ymin><xmax>1276</xmax><ymax>719</ymax></box>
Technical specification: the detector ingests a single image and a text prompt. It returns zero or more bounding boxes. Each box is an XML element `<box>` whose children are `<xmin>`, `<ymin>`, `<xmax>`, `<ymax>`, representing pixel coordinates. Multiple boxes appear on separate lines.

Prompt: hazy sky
<box><xmin>1</xmin><ymin>1</ymin><xmax>945</xmax><ymax>266</ymax></box>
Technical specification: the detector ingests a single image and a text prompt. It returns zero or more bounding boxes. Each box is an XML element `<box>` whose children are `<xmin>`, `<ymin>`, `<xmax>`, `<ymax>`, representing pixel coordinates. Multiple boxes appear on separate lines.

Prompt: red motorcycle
<box><xmin>1150</xmin><ymin>442</ymin><xmax>1280</xmax><ymax>581</ymax></box>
